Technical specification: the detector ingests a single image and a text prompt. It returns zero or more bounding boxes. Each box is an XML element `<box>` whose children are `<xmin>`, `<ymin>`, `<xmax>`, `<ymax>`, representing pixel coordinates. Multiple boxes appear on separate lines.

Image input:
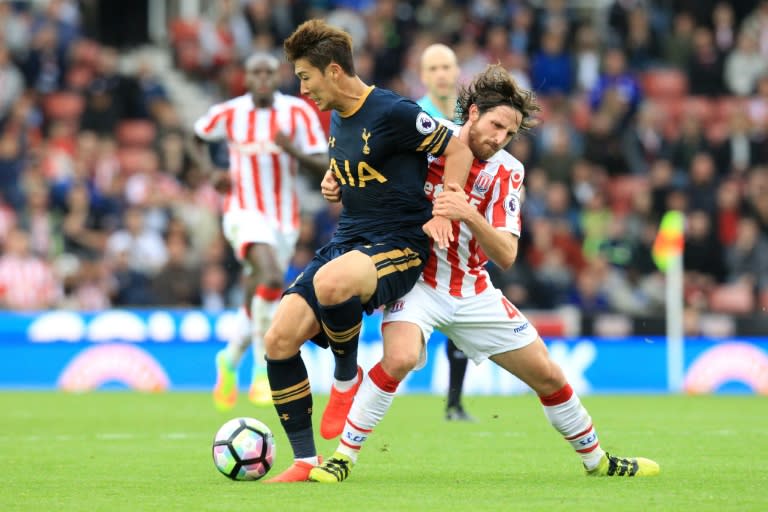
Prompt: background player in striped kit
<box><xmin>416</xmin><ymin>43</ymin><xmax>473</xmax><ymax>422</ymax></box>
<box><xmin>191</xmin><ymin>52</ymin><xmax>328</xmax><ymax>410</ymax></box>
<box><xmin>263</xmin><ymin>19</ymin><xmax>474</xmax><ymax>483</ymax></box>
<box><xmin>310</xmin><ymin>65</ymin><xmax>660</xmax><ymax>482</ymax></box>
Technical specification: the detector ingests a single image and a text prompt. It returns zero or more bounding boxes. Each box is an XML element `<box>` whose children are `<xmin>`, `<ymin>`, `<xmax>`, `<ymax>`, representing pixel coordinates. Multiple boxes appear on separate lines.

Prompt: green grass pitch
<box><xmin>1</xmin><ymin>392</ymin><xmax>766</xmax><ymax>512</ymax></box>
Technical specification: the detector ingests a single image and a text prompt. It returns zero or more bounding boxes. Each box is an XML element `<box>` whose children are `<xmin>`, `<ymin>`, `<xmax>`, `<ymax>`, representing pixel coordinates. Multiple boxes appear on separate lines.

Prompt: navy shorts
<box><xmin>285</xmin><ymin>237</ymin><xmax>429</xmax><ymax>348</ymax></box>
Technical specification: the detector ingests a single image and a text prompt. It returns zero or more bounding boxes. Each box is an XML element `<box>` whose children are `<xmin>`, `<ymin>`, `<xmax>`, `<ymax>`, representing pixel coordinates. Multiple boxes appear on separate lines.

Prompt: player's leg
<box><xmin>213</xmin><ymin>214</ymin><xmax>253</xmax><ymax>410</ymax></box>
<box><xmin>262</xmin><ymin>292</ymin><xmax>323</xmax><ymax>483</ymax></box>
<box><xmin>490</xmin><ymin>339</ymin><xmax>659</xmax><ymax>476</ymax></box>
<box><xmin>445</xmin><ymin>338</ymin><xmax>473</xmax><ymax>421</ymax></box>
<box><xmin>213</xmin><ymin>304</ymin><xmax>249</xmax><ymax>410</ymax></box>
<box><xmin>315</xmin><ymin>243</ymin><xmax>427</xmax><ymax>439</ymax></box>
<box><xmin>312</xmin><ymin>249</ymin><xmax>377</xmax><ymax>439</ymax></box>
<box><xmin>309</xmin><ymin>321</ymin><xmax>425</xmax><ymax>483</ymax></box>
<box><xmin>243</xmin><ymin>242</ymin><xmax>285</xmax><ymax>406</ymax></box>
<box><xmin>311</xmin><ymin>281</ymin><xmax>446</xmax><ymax>483</ymax></box>
<box><xmin>261</xmin><ymin>251</ymin><xmax>330</xmax><ymax>484</ymax></box>
<box><xmin>447</xmin><ymin>289</ymin><xmax>659</xmax><ymax>476</ymax></box>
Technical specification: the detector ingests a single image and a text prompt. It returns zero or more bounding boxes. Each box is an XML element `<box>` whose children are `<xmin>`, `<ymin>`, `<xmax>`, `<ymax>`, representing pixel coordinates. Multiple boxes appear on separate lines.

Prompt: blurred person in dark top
<box><xmin>725</xmin><ymin>216</ymin><xmax>768</xmax><ymax>290</ymax></box>
<box><xmin>80</xmin><ymin>46</ymin><xmax>146</xmax><ymax>135</ymax></box>
<box><xmin>686</xmin><ymin>27</ymin><xmax>725</xmax><ymax>97</ymax></box>
<box><xmin>683</xmin><ymin>209</ymin><xmax>726</xmax><ymax>285</ymax></box>
<box><xmin>151</xmin><ymin>231</ymin><xmax>200</xmax><ymax>306</ymax></box>
<box><xmin>589</xmin><ymin>48</ymin><xmax>641</xmax><ymax>127</ymax></box>
<box><xmin>530</xmin><ymin>29</ymin><xmax>573</xmax><ymax>96</ymax></box>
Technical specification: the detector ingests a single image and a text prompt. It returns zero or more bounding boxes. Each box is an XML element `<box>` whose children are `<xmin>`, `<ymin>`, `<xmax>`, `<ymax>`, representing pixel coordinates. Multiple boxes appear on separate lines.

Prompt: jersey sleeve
<box><xmin>387</xmin><ymin>99</ymin><xmax>452</xmax><ymax>157</ymax></box>
<box><xmin>486</xmin><ymin>164</ymin><xmax>524</xmax><ymax>237</ymax></box>
<box><xmin>292</xmin><ymin>103</ymin><xmax>327</xmax><ymax>155</ymax></box>
<box><xmin>193</xmin><ymin>103</ymin><xmax>232</xmax><ymax>142</ymax></box>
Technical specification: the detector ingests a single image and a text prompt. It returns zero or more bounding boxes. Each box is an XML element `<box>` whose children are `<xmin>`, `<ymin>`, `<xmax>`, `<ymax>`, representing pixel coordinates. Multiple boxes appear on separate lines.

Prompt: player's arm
<box><xmin>189</xmin><ymin>105</ymin><xmax>230</xmax><ymax>193</ymax></box>
<box><xmin>432</xmin><ymin>183</ymin><xmax>519</xmax><ymax>269</ymax></box>
<box><xmin>439</xmin><ymin>136</ymin><xmax>473</xmax><ymax>191</ymax></box>
<box><xmin>274</xmin><ymin>131</ymin><xmax>328</xmax><ymax>175</ymax></box>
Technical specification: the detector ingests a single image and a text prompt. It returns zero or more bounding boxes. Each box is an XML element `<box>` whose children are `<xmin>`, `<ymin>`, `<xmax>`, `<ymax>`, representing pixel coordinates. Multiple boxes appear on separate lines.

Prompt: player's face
<box><xmin>245</xmin><ymin>60</ymin><xmax>278</xmax><ymax>101</ymax></box>
<box><xmin>421</xmin><ymin>53</ymin><xmax>459</xmax><ymax>100</ymax></box>
<box><xmin>294</xmin><ymin>58</ymin><xmax>335</xmax><ymax>111</ymax></box>
<box><xmin>467</xmin><ymin>105</ymin><xmax>522</xmax><ymax>161</ymax></box>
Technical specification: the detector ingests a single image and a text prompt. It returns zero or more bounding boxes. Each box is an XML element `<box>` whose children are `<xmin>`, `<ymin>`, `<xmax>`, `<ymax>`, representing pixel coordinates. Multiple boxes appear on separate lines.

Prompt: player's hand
<box><xmin>432</xmin><ymin>183</ymin><xmax>470</xmax><ymax>221</ymax></box>
<box><xmin>274</xmin><ymin>131</ymin><xmax>294</xmax><ymax>153</ymax></box>
<box><xmin>211</xmin><ymin>169</ymin><xmax>231</xmax><ymax>194</ymax></box>
<box><xmin>320</xmin><ymin>169</ymin><xmax>341</xmax><ymax>202</ymax></box>
<box><xmin>423</xmin><ymin>215</ymin><xmax>454</xmax><ymax>249</ymax></box>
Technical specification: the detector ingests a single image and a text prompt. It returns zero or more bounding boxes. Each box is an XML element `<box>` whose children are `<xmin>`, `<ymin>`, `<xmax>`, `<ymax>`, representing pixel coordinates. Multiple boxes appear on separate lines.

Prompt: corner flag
<box><xmin>652</xmin><ymin>211</ymin><xmax>684</xmax><ymax>272</ymax></box>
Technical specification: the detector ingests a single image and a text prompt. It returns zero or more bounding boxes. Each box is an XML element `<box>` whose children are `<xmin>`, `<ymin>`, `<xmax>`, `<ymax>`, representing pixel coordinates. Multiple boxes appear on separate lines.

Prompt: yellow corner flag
<box><xmin>652</xmin><ymin>211</ymin><xmax>684</xmax><ymax>272</ymax></box>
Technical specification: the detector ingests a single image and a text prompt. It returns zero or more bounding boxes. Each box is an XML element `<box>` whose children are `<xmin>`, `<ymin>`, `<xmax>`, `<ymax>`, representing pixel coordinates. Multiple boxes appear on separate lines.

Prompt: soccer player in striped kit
<box><xmin>310</xmin><ymin>65</ymin><xmax>660</xmax><ymax>482</ymax></box>
<box><xmin>192</xmin><ymin>52</ymin><xmax>329</xmax><ymax>410</ymax></box>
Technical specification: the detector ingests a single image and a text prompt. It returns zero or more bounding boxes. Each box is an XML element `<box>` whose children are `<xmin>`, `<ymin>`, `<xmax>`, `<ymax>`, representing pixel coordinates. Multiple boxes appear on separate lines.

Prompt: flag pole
<box><xmin>666</xmin><ymin>252</ymin><xmax>684</xmax><ymax>392</ymax></box>
<box><xmin>652</xmin><ymin>211</ymin><xmax>685</xmax><ymax>393</ymax></box>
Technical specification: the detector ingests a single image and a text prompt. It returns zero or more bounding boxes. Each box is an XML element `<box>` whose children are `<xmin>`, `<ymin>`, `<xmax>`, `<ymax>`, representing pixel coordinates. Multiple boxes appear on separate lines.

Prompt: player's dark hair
<box><xmin>456</xmin><ymin>65</ymin><xmax>539</xmax><ymax>131</ymax></box>
<box><xmin>284</xmin><ymin>19</ymin><xmax>356</xmax><ymax>76</ymax></box>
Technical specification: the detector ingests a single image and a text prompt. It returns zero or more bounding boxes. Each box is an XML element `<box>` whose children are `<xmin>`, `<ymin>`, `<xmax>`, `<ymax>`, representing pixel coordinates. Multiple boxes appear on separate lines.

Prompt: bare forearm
<box><xmin>441</xmin><ymin>139</ymin><xmax>473</xmax><ymax>189</ymax></box>
<box><xmin>464</xmin><ymin>211</ymin><xmax>518</xmax><ymax>270</ymax></box>
<box><xmin>187</xmin><ymin>135</ymin><xmax>214</xmax><ymax>173</ymax></box>
<box><xmin>292</xmin><ymin>152</ymin><xmax>328</xmax><ymax>175</ymax></box>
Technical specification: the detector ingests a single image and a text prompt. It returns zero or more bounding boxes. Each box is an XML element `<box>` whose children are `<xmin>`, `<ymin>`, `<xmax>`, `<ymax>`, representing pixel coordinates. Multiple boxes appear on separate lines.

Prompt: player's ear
<box><xmin>327</xmin><ymin>63</ymin><xmax>340</xmax><ymax>80</ymax></box>
<box><xmin>469</xmin><ymin>104</ymin><xmax>480</xmax><ymax>122</ymax></box>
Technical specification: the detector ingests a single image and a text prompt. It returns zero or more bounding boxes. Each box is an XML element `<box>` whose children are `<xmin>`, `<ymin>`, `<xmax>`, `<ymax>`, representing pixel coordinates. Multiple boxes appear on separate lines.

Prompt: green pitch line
<box><xmin>0</xmin><ymin>392</ymin><xmax>765</xmax><ymax>512</ymax></box>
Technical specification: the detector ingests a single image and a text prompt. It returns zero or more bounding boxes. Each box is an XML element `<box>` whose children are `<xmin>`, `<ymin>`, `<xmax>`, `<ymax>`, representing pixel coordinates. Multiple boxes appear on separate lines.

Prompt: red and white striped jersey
<box><xmin>421</xmin><ymin>127</ymin><xmax>524</xmax><ymax>298</ymax></box>
<box><xmin>0</xmin><ymin>255</ymin><xmax>60</xmax><ymax>310</ymax></box>
<box><xmin>193</xmin><ymin>92</ymin><xmax>327</xmax><ymax>231</ymax></box>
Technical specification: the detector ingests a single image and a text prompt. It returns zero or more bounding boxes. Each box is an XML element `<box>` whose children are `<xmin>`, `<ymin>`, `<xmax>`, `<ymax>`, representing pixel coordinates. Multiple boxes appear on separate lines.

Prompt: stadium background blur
<box><xmin>1</xmin><ymin>0</ymin><xmax>767</xmax><ymax>339</ymax></box>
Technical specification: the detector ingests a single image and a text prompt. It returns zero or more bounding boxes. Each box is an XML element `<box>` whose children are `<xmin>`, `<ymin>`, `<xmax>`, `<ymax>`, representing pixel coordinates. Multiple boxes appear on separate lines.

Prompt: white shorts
<box><xmin>222</xmin><ymin>210</ymin><xmax>298</xmax><ymax>272</ymax></box>
<box><xmin>382</xmin><ymin>280</ymin><xmax>539</xmax><ymax>366</ymax></box>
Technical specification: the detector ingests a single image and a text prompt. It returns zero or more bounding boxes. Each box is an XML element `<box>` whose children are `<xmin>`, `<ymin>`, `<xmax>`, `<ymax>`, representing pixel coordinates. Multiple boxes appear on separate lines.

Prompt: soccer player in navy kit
<box><xmin>263</xmin><ymin>19</ymin><xmax>474</xmax><ymax>482</ymax></box>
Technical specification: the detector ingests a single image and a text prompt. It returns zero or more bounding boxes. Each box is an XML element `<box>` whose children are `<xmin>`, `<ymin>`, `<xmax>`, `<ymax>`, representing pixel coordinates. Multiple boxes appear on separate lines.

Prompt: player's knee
<box><xmin>262</xmin><ymin>275</ymin><xmax>283</xmax><ymax>291</ymax></box>
<box><xmin>263</xmin><ymin>323</ymin><xmax>302</xmax><ymax>359</ymax></box>
<box><xmin>533</xmin><ymin>360</ymin><xmax>568</xmax><ymax>396</ymax></box>
<box><xmin>313</xmin><ymin>267</ymin><xmax>352</xmax><ymax>304</ymax></box>
<box><xmin>382</xmin><ymin>350</ymin><xmax>419</xmax><ymax>379</ymax></box>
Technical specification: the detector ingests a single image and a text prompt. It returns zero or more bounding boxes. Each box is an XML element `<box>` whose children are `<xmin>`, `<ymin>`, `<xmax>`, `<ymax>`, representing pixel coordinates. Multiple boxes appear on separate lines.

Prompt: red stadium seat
<box><xmin>42</xmin><ymin>92</ymin><xmax>85</xmax><ymax>121</ymax></box>
<box><xmin>169</xmin><ymin>19</ymin><xmax>200</xmax><ymax>43</ymax></box>
<box><xmin>641</xmin><ymin>69</ymin><xmax>688</xmax><ymax>99</ymax></box>
<box><xmin>708</xmin><ymin>284</ymin><xmax>755</xmax><ymax>315</ymax></box>
<box><xmin>116</xmin><ymin>120</ymin><xmax>157</xmax><ymax>148</ymax></box>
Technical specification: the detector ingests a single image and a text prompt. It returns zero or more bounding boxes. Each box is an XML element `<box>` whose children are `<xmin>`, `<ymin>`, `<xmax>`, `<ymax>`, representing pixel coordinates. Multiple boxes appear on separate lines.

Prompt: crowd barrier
<box><xmin>1</xmin><ymin>309</ymin><xmax>766</xmax><ymax>395</ymax></box>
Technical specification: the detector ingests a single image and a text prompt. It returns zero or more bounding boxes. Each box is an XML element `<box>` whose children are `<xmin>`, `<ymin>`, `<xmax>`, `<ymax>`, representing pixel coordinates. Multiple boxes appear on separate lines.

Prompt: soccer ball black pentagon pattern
<box><xmin>212</xmin><ymin>417</ymin><xmax>275</xmax><ymax>481</ymax></box>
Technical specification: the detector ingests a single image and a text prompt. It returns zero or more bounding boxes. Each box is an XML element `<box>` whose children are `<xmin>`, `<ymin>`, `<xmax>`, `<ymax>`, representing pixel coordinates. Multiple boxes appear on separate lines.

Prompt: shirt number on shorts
<box><xmin>501</xmin><ymin>297</ymin><xmax>520</xmax><ymax>319</ymax></box>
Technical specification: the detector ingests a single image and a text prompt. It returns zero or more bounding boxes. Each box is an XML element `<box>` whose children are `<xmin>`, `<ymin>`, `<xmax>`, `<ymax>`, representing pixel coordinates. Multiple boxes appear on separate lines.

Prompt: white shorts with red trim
<box><xmin>382</xmin><ymin>280</ymin><xmax>539</xmax><ymax>367</ymax></box>
<box><xmin>222</xmin><ymin>210</ymin><xmax>298</xmax><ymax>271</ymax></box>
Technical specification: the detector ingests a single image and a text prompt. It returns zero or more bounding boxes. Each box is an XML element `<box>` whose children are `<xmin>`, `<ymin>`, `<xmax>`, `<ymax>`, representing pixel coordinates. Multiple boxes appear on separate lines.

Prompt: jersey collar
<box><xmin>339</xmin><ymin>86</ymin><xmax>375</xmax><ymax>118</ymax></box>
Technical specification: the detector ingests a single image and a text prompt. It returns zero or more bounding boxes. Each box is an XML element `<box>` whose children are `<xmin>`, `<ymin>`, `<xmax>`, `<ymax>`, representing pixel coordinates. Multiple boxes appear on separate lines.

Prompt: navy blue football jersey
<box><xmin>327</xmin><ymin>87</ymin><xmax>452</xmax><ymax>242</ymax></box>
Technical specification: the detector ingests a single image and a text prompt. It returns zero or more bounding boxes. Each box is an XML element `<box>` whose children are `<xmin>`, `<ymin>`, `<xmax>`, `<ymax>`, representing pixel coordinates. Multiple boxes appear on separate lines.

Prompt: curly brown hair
<box><xmin>456</xmin><ymin>65</ymin><xmax>539</xmax><ymax>131</ymax></box>
<box><xmin>283</xmin><ymin>19</ymin><xmax>356</xmax><ymax>76</ymax></box>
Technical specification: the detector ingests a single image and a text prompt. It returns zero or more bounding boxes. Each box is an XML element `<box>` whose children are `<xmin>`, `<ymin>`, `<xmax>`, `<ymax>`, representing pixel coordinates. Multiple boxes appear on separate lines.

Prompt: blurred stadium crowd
<box><xmin>1</xmin><ymin>0</ymin><xmax>767</xmax><ymax>319</ymax></box>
